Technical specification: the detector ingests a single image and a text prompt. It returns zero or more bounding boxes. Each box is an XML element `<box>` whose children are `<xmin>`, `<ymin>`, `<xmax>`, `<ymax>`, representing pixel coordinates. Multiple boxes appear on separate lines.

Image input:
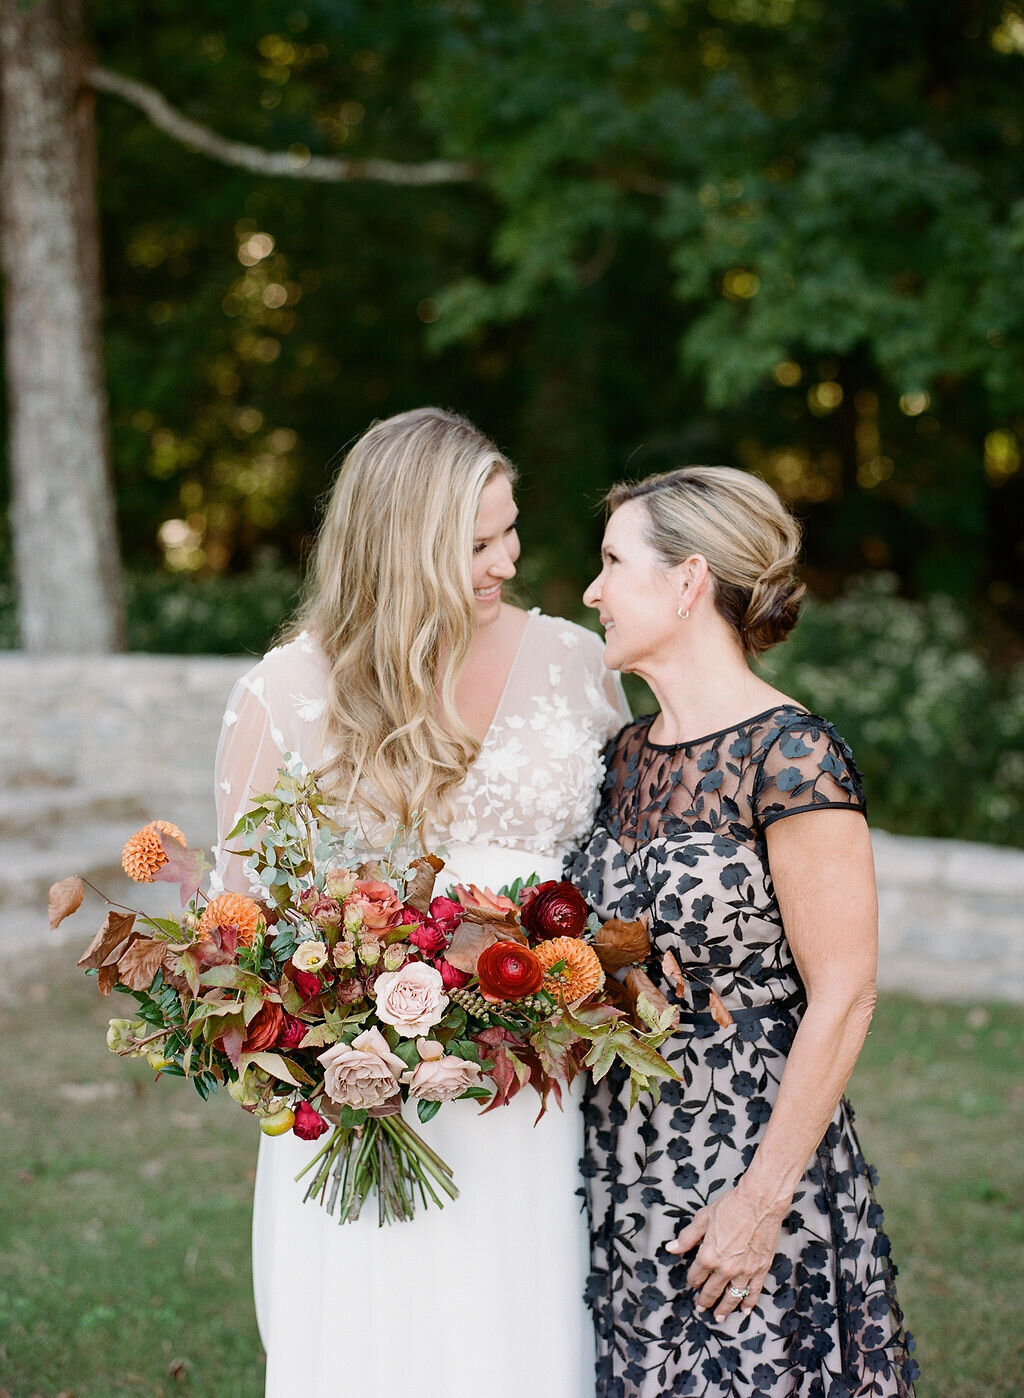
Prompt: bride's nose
<box><xmin>583</xmin><ymin>575</ymin><xmax>601</xmax><ymax>608</ymax></box>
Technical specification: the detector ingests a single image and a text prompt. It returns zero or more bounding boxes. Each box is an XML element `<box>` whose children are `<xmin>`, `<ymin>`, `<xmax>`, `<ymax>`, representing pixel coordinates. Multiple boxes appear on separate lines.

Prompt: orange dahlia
<box><xmin>121</xmin><ymin>820</ymin><xmax>187</xmax><ymax>882</ymax></box>
<box><xmin>533</xmin><ymin>936</ymin><xmax>605</xmax><ymax>1004</ymax></box>
<box><xmin>198</xmin><ymin>893</ymin><xmax>266</xmax><ymax>947</ymax></box>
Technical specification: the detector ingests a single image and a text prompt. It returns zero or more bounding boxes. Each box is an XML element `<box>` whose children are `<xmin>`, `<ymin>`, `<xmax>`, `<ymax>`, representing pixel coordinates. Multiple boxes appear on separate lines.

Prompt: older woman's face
<box><xmin>583</xmin><ymin>500</ymin><xmax>680</xmax><ymax>672</ymax></box>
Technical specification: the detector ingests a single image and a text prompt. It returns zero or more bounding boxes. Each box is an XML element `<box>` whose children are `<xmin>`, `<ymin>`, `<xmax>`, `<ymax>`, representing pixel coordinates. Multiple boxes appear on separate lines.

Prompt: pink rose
<box><xmin>310</xmin><ymin>897</ymin><xmax>342</xmax><ymax>931</ymax></box>
<box><xmin>344</xmin><ymin>879</ymin><xmax>404</xmax><ymax>934</ymax></box>
<box><xmin>437</xmin><ymin>958</ymin><xmax>471</xmax><ymax>990</ymax></box>
<box><xmin>318</xmin><ymin>1027</ymin><xmax>406</xmax><ymax>1110</ymax></box>
<box><xmin>292</xmin><ymin>1100</ymin><xmax>330</xmax><ymax>1140</ymax></box>
<box><xmin>373</xmin><ymin>961</ymin><xmax>448</xmax><ymax>1038</ymax></box>
<box><xmin>402</xmin><ymin>1039</ymin><xmax>483</xmax><ymax>1103</ymax></box>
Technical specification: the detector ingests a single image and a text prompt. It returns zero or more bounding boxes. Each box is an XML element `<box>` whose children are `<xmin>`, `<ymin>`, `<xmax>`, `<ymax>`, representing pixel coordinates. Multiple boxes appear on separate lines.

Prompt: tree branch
<box><xmin>87</xmin><ymin>66</ymin><xmax>480</xmax><ymax>186</ymax></box>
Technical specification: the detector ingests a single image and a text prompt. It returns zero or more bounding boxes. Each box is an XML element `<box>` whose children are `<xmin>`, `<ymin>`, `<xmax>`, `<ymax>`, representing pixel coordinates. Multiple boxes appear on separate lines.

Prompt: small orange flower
<box><xmin>121</xmin><ymin>820</ymin><xmax>186</xmax><ymax>882</ymax></box>
<box><xmin>198</xmin><ymin>893</ymin><xmax>266</xmax><ymax>947</ymax></box>
<box><xmin>533</xmin><ymin>937</ymin><xmax>605</xmax><ymax>1004</ymax></box>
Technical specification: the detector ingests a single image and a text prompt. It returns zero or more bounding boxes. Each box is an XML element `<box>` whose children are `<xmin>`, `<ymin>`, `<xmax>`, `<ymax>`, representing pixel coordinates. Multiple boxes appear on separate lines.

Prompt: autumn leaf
<box><xmin>78</xmin><ymin>910</ymin><xmax>137</xmax><ymax>970</ymax></box>
<box><xmin>96</xmin><ymin>965</ymin><xmax>119</xmax><ymax>996</ymax></box>
<box><xmin>594</xmin><ymin>916</ymin><xmax>650</xmax><ymax>971</ymax></box>
<box><xmin>444</xmin><ymin>922</ymin><xmax>501</xmax><ymax>973</ymax></box>
<box><xmin>153</xmin><ymin>829</ymin><xmax>209</xmax><ymax>906</ymax></box>
<box><xmin>661</xmin><ymin>950</ymin><xmax>687</xmax><ymax>1001</ymax></box>
<box><xmin>404</xmin><ymin>854</ymin><xmax>444</xmax><ymax>913</ymax></box>
<box><xmin>48</xmin><ymin>876</ymin><xmax>85</xmax><ymax>929</ymax></box>
<box><xmin>708</xmin><ymin>988</ymin><xmax>735</xmax><ymax>1028</ymax></box>
<box><xmin>624</xmin><ymin>967</ymin><xmax>680</xmax><ymax>1032</ymax></box>
<box><xmin>117</xmin><ymin>938</ymin><xmax>169</xmax><ymax>992</ymax></box>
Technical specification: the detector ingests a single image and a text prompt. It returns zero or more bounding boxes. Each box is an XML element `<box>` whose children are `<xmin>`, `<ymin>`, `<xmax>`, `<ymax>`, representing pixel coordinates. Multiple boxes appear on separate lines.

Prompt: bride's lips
<box><xmin>474</xmin><ymin>583</ymin><xmax>503</xmax><ymax>601</ymax></box>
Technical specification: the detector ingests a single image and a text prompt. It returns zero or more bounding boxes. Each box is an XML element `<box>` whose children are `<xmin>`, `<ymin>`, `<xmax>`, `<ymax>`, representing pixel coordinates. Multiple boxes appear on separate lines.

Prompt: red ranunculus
<box><xmin>476</xmin><ymin>940</ymin><xmax>544</xmax><ymax>1001</ymax></box>
<box><xmin>292</xmin><ymin>1100</ymin><xmax>330</xmax><ymax>1140</ymax></box>
<box><xmin>277</xmin><ymin>1013</ymin><xmax>307</xmax><ymax>1050</ymax></box>
<box><xmin>519</xmin><ymin>880</ymin><xmax>588</xmax><ymax>941</ymax></box>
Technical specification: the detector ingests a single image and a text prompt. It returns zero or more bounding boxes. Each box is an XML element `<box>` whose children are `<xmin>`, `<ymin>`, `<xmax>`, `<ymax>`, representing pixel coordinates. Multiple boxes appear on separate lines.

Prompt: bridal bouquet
<box><xmin>51</xmin><ymin>764</ymin><xmax>679</xmax><ymax>1225</ymax></box>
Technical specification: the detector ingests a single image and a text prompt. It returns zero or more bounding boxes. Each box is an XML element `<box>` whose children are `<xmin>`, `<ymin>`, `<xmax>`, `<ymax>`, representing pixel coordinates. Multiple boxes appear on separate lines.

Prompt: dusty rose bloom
<box><xmin>344</xmin><ymin>879</ymin><xmax>404</xmax><ymax>934</ymax></box>
<box><xmin>403</xmin><ymin>1041</ymin><xmax>482</xmax><ymax>1103</ymax></box>
<box><xmin>373</xmin><ymin>961</ymin><xmax>448</xmax><ymax>1038</ymax></box>
<box><xmin>317</xmin><ymin>1027</ymin><xmax>406</xmax><ymax>1110</ymax></box>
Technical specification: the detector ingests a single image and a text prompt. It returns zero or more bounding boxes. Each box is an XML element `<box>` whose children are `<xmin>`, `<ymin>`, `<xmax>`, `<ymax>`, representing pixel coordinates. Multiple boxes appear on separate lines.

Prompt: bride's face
<box><xmin>471</xmin><ymin>472</ymin><xmax>520</xmax><ymax>625</ymax></box>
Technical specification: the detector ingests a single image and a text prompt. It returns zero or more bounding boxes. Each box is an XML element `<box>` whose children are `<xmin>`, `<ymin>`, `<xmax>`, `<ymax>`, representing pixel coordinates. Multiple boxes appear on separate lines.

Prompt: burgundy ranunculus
<box><xmin>437</xmin><ymin>958</ymin><xmax>471</xmax><ymax>990</ymax></box>
<box><xmin>519</xmin><ymin>880</ymin><xmax>589</xmax><ymax>941</ymax></box>
<box><xmin>476</xmin><ymin>941</ymin><xmax>545</xmax><ymax>1001</ymax></box>
<box><xmin>277</xmin><ymin>1013</ymin><xmax>307</xmax><ymax>1050</ymax></box>
<box><xmin>292</xmin><ymin>1100</ymin><xmax>330</xmax><ymax>1140</ymax></box>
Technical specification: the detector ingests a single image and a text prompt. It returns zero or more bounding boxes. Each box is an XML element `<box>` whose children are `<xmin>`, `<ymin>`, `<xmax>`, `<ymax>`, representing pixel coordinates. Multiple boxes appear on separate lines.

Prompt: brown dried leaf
<box><xmin>708</xmin><ymin>988</ymin><xmax>734</xmax><ymax>1029</ymax></box>
<box><xmin>117</xmin><ymin>938</ymin><xmax>168</xmax><ymax>992</ymax></box>
<box><xmin>404</xmin><ymin>853</ymin><xmax>445</xmax><ymax>913</ymax></box>
<box><xmin>457</xmin><ymin>905</ymin><xmax>526</xmax><ymax>937</ymax></box>
<box><xmin>96</xmin><ymin>964</ymin><xmax>119</xmax><ymax>996</ymax></box>
<box><xmin>623</xmin><ymin>967</ymin><xmax>680</xmax><ymax>1031</ymax></box>
<box><xmin>356</xmin><ymin>859</ymin><xmax>384</xmax><ymax>881</ymax></box>
<box><xmin>444</xmin><ymin>922</ymin><xmax>499</xmax><ymax>973</ymax></box>
<box><xmin>661</xmin><ymin>949</ymin><xmax>687</xmax><ymax>1000</ymax></box>
<box><xmin>78</xmin><ymin>910</ymin><xmax>137</xmax><ymax>970</ymax></box>
<box><xmin>594</xmin><ymin>916</ymin><xmax>651</xmax><ymax>971</ymax></box>
<box><xmin>48</xmin><ymin>876</ymin><xmax>85</xmax><ymax>929</ymax></box>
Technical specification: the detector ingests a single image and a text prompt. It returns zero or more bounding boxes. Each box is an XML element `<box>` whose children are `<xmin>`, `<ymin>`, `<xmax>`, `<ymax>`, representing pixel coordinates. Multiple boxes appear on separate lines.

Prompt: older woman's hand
<box><xmin>665</xmin><ymin>1183</ymin><xmax>787</xmax><ymax>1322</ymax></box>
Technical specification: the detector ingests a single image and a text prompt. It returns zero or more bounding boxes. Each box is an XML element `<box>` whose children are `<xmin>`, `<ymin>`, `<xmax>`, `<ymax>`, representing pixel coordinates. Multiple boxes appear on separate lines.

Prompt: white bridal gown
<box><xmin>211</xmin><ymin>610</ymin><xmax>630</xmax><ymax>1398</ymax></box>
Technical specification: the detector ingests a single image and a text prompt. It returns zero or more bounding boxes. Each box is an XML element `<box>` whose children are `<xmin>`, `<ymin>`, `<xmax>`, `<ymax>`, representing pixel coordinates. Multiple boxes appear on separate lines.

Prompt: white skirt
<box><xmin>252</xmin><ymin>844</ymin><xmax>594</xmax><ymax>1398</ymax></box>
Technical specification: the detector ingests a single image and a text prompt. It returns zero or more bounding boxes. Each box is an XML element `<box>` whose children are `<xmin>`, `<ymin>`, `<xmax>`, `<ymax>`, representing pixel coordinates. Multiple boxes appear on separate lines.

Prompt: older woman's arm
<box><xmin>667</xmin><ymin>806</ymin><xmax>878</xmax><ymax>1321</ymax></box>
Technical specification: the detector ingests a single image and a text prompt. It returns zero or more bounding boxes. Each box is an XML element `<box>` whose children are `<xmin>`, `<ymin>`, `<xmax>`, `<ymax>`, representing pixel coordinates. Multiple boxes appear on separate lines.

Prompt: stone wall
<box><xmin>3</xmin><ymin>654</ymin><xmax>1022</xmax><ymax>1001</ymax></box>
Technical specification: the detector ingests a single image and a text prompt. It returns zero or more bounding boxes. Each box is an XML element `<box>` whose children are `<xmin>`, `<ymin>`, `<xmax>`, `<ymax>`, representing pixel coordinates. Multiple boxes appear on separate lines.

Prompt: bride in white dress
<box><xmin>211</xmin><ymin>408</ymin><xmax>629</xmax><ymax>1398</ymax></box>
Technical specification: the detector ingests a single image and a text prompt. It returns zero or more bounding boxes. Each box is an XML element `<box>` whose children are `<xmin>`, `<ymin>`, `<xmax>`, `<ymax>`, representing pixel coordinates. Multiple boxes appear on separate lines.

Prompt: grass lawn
<box><xmin>1</xmin><ymin>955</ymin><xmax>1022</xmax><ymax>1397</ymax></box>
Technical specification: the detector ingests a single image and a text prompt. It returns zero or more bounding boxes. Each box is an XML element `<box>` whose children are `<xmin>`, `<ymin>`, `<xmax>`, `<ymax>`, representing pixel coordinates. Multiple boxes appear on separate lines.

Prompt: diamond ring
<box><xmin>727</xmin><ymin>1284</ymin><xmax>750</xmax><ymax>1300</ymax></box>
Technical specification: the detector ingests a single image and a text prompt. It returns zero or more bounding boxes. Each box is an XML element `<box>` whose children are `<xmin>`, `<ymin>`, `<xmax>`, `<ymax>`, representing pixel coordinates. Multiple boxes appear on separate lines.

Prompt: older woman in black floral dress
<box><xmin>568</xmin><ymin>467</ymin><xmax>919</xmax><ymax>1398</ymax></box>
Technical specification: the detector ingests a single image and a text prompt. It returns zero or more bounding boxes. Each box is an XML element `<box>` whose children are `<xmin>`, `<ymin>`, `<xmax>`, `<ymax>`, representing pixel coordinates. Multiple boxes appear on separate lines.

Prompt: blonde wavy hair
<box><xmin>606</xmin><ymin>465</ymin><xmax>805</xmax><ymax>655</ymax></box>
<box><xmin>291</xmin><ymin>407</ymin><xmax>516</xmax><ymax>838</ymax></box>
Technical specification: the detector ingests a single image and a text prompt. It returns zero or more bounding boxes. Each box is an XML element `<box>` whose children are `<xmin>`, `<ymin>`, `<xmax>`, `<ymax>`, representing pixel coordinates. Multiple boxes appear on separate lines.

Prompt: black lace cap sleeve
<box><xmin>753</xmin><ymin>711</ymin><xmax>866</xmax><ymax>831</ymax></box>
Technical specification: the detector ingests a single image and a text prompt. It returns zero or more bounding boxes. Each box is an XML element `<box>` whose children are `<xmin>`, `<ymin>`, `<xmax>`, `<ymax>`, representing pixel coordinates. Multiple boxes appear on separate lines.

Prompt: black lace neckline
<box><xmin>640</xmin><ymin>702</ymin><xmax>808</xmax><ymax>752</ymax></box>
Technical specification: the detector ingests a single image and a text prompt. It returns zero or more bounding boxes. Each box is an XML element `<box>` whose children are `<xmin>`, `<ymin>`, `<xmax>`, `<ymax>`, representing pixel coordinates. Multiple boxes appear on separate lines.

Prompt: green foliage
<box><xmin>39</xmin><ymin>0</ymin><xmax>1017</xmax><ymax>632</ymax></box>
<box><xmin>762</xmin><ymin>575</ymin><xmax>1024</xmax><ymax>846</ymax></box>
<box><xmin>122</xmin><ymin>566</ymin><xmax>300</xmax><ymax>654</ymax></box>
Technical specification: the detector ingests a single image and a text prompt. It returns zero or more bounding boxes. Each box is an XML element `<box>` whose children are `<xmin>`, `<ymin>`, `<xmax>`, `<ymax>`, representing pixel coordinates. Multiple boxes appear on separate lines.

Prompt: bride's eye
<box><xmin>473</xmin><ymin>541</ymin><xmax>487</xmax><ymax>555</ymax></box>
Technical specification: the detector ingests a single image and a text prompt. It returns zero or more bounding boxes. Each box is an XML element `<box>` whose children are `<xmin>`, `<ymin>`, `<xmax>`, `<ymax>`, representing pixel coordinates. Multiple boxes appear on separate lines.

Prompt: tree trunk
<box><xmin>0</xmin><ymin>0</ymin><xmax>123</xmax><ymax>652</ymax></box>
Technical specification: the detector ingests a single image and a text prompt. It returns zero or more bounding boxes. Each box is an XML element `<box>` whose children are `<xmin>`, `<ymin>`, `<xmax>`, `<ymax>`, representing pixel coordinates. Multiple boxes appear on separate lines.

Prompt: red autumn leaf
<box><xmin>220</xmin><ymin>1023</ymin><xmax>245</xmax><ymax>1069</ymax></box>
<box><xmin>78</xmin><ymin>910</ymin><xmax>137</xmax><ymax>970</ymax></box>
<box><xmin>708</xmin><ymin>988</ymin><xmax>735</xmax><ymax>1029</ymax></box>
<box><xmin>474</xmin><ymin>1027</ymin><xmax>529</xmax><ymax>1111</ymax></box>
<box><xmin>48</xmin><ymin>876</ymin><xmax>84</xmax><ymax>929</ymax></box>
<box><xmin>117</xmin><ymin>938</ymin><xmax>169</xmax><ymax>992</ymax></box>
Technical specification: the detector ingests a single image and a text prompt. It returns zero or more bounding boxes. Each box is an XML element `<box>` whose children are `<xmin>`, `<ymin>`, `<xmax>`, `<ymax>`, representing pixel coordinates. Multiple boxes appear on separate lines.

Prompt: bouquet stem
<box><xmin>292</xmin><ymin>1112</ymin><xmax>458</xmax><ymax>1225</ymax></box>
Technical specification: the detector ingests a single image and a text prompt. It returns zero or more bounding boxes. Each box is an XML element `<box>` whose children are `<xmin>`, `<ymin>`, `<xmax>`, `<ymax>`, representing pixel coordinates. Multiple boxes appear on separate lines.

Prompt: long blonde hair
<box><xmin>607</xmin><ymin>466</ymin><xmax>805</xmax><ymax>654</ymax></box>
<box><xmin>293</xmin><ymin>407</ymin><xmax>516</xmax><ymax>837</ymax></box>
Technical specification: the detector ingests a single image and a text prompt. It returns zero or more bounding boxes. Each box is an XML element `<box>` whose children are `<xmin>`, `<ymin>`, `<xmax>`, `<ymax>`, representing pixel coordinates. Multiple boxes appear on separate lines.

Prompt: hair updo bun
<box><xmin>605</xmin><ymin>465</ymin><xmax>805</xmax><ymax>656</ymax></box>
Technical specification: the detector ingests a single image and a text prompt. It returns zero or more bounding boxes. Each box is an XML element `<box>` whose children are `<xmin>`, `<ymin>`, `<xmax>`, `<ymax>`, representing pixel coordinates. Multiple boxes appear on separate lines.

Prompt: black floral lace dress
<box><xmin>566</xmin><ymin>706</ymin><xmax>919</xmax><ymax>1398</ymax></box>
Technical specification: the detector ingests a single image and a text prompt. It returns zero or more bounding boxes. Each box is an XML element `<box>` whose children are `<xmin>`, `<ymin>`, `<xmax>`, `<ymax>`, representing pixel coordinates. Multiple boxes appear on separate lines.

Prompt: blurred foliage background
<box><xmin>1</xmin><ymin>0</ymin><xmax>1023</xmax><ymax>841</ymax></box>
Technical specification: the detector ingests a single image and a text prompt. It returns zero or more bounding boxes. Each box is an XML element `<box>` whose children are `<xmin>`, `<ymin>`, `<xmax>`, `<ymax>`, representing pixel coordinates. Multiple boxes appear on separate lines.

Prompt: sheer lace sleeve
<box><xmin>753</xmin><ymin>713</ymin><xmax>866</xmax><ymax>831</ymax></box>
<box><xmin>211</xmin><ymin>634</ymin><xmax>332</xmax><ymax>894</ymax></box>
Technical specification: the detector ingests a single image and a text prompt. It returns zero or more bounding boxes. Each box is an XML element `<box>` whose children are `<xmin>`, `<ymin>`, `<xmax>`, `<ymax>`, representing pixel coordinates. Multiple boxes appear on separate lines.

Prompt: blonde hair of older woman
<box><xmin>292</xmin><ymin>407</ymin><xmax>517</xmax><ymax>836</ymax></box>
<box><xmin>606</xmin><ymin>465</ymin><xmax>805</xmax><ymax>655</ymax></box>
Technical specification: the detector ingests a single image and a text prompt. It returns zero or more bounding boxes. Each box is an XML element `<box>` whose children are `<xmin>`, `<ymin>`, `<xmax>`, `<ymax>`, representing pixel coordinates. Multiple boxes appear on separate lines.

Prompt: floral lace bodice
<box><xmin>212</xmin><ymin>611</ymin><xmax>630</xmax><ymax>895</ymax></box>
